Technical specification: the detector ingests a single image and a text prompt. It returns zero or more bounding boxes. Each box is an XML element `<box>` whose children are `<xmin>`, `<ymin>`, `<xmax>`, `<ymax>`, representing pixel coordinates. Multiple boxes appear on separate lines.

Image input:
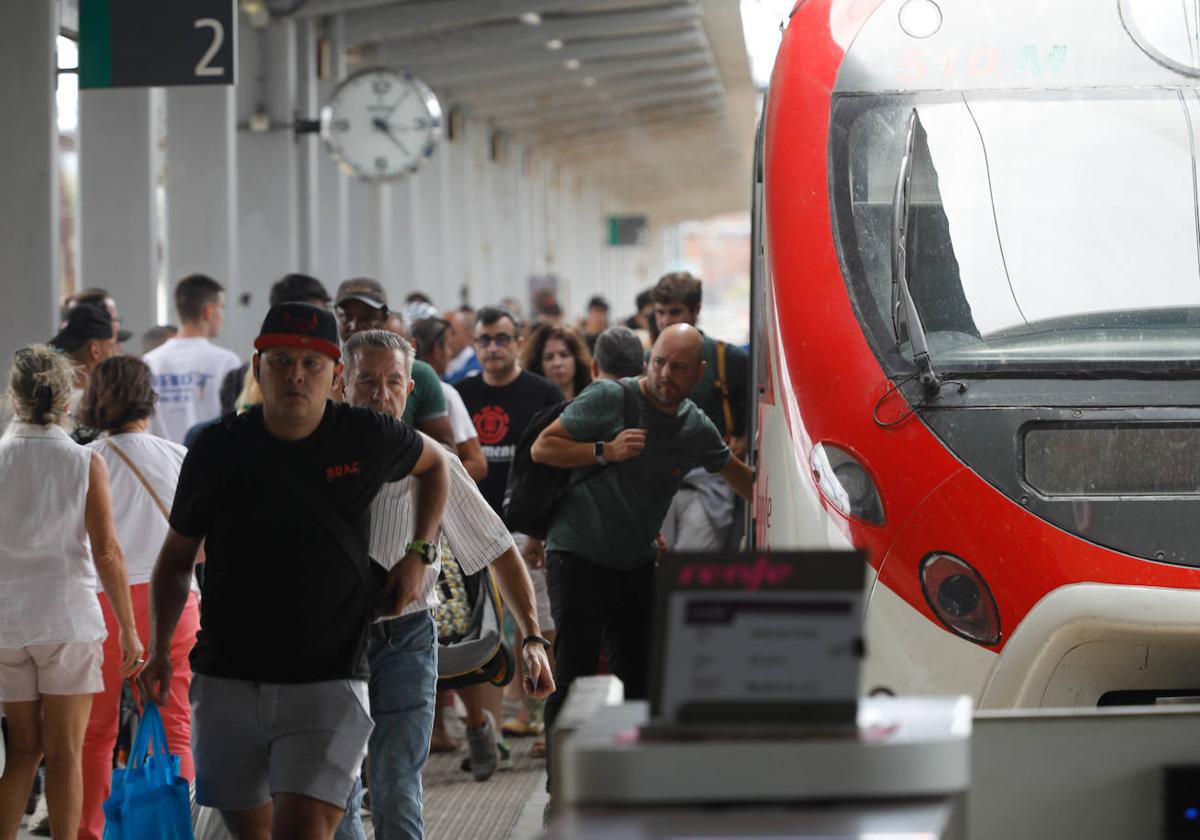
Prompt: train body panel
<box><xmin>755</xmin><ymin>0</ymin><xmax>1200</xmax><ymax>706</ymax></box>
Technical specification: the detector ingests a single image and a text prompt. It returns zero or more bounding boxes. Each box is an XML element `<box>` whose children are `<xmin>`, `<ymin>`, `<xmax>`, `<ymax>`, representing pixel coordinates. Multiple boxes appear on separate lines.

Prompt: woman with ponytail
<box><xmin>76</xmin><ymin>356</ymin><xmax>200</xmax><ymax>840</ymax></box>
<box><xmin>0</xmin><ymin>345</ymin><xmax>142</xmax><ymax>839</ymax></box>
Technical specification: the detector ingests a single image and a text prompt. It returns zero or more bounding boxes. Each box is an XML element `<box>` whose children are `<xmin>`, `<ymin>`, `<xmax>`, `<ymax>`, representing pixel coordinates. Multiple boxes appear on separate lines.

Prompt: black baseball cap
<box><xmin>49</xmin><ymin>304</ymin><xmax>114</xmax><ymax>353</ymax></box>
<box><xmin>253</xmin><ymin>302</ymin><xmax>341</xmax><ymax>361</ymax></box>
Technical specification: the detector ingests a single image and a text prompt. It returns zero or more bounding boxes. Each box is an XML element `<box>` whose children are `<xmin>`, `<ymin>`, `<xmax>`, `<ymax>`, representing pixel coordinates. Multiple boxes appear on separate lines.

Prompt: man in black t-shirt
<box><xmin>454</xmin><ymin>306</ymin><xmax>564</xmax><ymax>518</ymax></box>
<box><xmin>139</xmin><ymin>303</ymin><xmax>448</xmax><ymax>839</ymax></box>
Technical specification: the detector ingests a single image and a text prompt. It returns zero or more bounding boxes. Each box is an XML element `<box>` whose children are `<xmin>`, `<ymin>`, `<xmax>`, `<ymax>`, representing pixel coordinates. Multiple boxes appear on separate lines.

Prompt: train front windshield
<box><xmin>832</xmin><ymin>91</ymin><xmax>1200</xmax><ymax>375</ymax></box>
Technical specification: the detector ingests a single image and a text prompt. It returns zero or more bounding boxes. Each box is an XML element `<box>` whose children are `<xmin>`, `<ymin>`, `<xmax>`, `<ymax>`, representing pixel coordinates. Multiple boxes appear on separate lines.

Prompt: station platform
<box><xmin>16</xmin><ymin>704</ymin><xmax>549</xmax><ymax>840</ymax></box>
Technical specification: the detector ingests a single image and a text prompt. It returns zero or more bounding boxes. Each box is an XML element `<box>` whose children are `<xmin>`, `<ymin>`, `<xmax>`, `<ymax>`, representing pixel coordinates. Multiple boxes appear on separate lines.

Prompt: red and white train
<box><xmin>752</xmin><ymin>0</ymin><xmax>1200</xmax><ymax>706</ymax></box>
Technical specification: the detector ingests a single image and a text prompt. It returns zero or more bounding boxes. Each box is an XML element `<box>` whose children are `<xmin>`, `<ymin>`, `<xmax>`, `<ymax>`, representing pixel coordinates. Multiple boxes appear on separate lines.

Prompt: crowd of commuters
<box><xmin>0</xmin><ymin>267</ymin><xmax>751</xmax><ymax>839</ymax></box>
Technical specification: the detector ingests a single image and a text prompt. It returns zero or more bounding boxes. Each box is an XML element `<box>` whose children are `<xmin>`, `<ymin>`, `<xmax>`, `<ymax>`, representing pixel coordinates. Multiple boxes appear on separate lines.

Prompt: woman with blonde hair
<box><xmin>76</xmin><ymin>355</ymin><xmax>200</xmax><ymax>840</ymax></box>
<box><xmin>0</xmin><ymin>345</ymin><xmax>142</xmax><ymax>838</ymax></box>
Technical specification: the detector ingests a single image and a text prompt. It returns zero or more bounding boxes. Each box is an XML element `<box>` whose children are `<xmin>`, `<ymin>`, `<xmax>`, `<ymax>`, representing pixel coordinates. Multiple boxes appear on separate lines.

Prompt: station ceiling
<box><xmin>292</xmin><ymin>0</ymin><xmax>758</xmax><ymax>224</ymax></box>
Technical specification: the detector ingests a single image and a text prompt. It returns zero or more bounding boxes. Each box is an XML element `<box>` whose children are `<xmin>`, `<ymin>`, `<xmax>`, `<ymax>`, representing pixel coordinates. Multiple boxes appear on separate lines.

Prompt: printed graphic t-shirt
<box><xmin>547</xmin><ymin>378</ymin><xmax>731</xmax><ymax>569</ymax></box>
<box><xmin>455</xmin><ymin>371</ymin><xmax>563</xmax><ymax>515</ymax></box>
<box><xmin>144</xmin><ymin>337</ymin><xmax>243</xmax><ymax>444</ymax></box>
<box><xmin>170</xmin><ymin>402</ymin><xmax>424</xmax><ymax>683</ymax></box>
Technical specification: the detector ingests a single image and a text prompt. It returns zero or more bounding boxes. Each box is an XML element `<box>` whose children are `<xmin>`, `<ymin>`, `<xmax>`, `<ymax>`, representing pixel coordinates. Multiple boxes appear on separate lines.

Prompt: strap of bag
<box><xmin>564</xmin><ymin>378</ymin><xmax>641</xmax><ymax>492</ymax></box>
<box><xmin>237</xmin><ymin>429</ymin><xmax>381</xmax><ymax>603</ymax></box>
<box><xmin>105</xmin><ymin>439</ymin><xmax>171</xmax><ymax>521</ymax></box>
<box><xmin>714</xmin><ymin>339</ymin><xmax>735</xmax><ymax>441</ymax></box>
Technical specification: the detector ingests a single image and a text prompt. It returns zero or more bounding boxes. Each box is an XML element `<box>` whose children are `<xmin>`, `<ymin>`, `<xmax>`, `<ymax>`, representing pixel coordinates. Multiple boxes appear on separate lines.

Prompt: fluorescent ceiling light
<box><xmin>544</xmin><ymin>38</ymin><xmax>564</xmax><ymax>50</ymax></box>
<box><xmin>519</xmin><ymin>11</ymin><xmax>542</xmax><ymax>25</ymax></box>
<box><xmin>564</xmin><ymin>58</ymin><xmax>581</xmax><ymax>70</ymax></box>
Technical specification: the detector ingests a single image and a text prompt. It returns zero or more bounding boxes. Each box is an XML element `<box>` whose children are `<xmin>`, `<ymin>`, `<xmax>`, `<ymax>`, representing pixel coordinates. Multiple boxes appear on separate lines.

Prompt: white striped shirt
<box><xmin>369</xmin><ymin>451</ymin><xmax>514</xmax><ymax>619</ymax></box>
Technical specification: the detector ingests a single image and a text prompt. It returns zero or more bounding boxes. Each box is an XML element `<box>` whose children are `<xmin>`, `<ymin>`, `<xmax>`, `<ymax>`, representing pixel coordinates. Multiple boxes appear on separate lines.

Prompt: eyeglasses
<box><xmin>473</xmin><ymin>334</ymin><xmax>515</xmax><ymax>348</ymax></box>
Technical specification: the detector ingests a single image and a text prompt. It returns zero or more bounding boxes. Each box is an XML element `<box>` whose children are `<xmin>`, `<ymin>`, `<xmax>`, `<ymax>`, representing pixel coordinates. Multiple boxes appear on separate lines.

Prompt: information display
<box><xmin>649</xmin><ymin>551</ymin><xmax>866</xmax><ymax>730</ymax></box>
<box><xmin>80</xmin><ymin>0</ymin><xmax>236</xmax><ymax>89</ymax></box>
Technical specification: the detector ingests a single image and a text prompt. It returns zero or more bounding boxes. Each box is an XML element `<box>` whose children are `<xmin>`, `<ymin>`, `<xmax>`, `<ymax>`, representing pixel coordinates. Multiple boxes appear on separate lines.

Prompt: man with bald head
<box><xmin>531</xmin><ymin>324</ymin><xmax>753</xmax><ymax>778</ymax></box>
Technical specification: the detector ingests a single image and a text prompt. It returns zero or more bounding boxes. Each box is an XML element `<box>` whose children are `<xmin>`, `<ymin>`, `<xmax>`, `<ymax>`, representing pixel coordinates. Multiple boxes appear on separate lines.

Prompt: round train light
<box><xmin>810</xmin><ymin>443</ymin><xmax>885</xmax><ymax>525</ymax></box>
<box><xmin>898</xmin><ymin>0</ymin><xmax>942</xmax><ymax>39</ymax></box>
<box><xmin>920</xmin><ymin>553</ymin><xmax>1001</xmax><ymax>646</ymax></box>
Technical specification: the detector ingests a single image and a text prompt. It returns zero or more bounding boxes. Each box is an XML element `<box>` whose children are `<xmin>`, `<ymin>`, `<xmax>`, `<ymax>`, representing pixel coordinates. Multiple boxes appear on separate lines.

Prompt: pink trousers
<box><xmin>78</xmin><ymin>585</ymin><xmax>200</xmax><ymax>840</ymax></box>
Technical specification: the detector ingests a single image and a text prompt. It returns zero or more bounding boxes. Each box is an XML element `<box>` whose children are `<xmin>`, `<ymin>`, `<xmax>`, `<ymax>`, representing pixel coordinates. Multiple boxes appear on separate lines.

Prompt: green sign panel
<box><xmin>608</xmin><ymin>215</ymin><xmax>648</xmax><ymax>247</ymax></box>
<box><xmin>80</xmin><ymin>0</ymin><xmax>236</xmax><ymax>89</ymax></box>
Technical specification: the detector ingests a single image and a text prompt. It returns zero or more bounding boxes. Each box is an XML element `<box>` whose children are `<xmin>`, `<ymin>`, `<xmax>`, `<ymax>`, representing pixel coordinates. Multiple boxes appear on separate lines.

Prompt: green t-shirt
<box><xmin>546</xmin><ymin>378</ymin><xmax>731</xmax><ymax>569</ymax></box>
<box><xmin>402</xmin><ymin>360</ymin><xmax>447</xmax><ymax>427</ymax></box>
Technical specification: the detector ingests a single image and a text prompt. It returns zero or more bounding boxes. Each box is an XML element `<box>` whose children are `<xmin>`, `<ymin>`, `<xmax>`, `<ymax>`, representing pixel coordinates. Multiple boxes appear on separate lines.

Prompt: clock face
<box><xmin>320</xmin><ymin>68</ymin><xmax>443</xmax><ymax>181</ymax></box>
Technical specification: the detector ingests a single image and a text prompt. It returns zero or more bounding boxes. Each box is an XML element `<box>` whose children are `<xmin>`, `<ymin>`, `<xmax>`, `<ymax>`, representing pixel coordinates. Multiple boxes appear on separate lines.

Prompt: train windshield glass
<box><xmin>834</xmin><ymin>91</ymin><xmax>1200</xmax><ymax>374</ymax></box>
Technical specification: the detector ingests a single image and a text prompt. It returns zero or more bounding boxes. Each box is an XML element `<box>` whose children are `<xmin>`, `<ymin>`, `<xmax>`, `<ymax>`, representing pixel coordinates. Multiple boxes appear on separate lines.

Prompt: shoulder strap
<box><xmin>563</xmin><ymin>379</ymin><xmax>642</xmax><ymax>491</ymax></box>
<box><xmin>713</xmin><ymin>340</ymin><xmax>734</xmax><ymax>441</ymax></box>
<box><xmin>104</xmin><ymin>439</ymin><xmax>171</xmax><ymax>521</ymax></box>
<box><xmin>235</xmin><ymin>424</ymin><xmax>380</xmax><ymax>600</ymax></box>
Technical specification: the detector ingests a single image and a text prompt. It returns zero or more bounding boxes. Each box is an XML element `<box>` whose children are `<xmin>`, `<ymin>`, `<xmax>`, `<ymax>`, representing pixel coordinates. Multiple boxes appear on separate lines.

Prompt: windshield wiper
<box><xmin>891</xmin><ymin>109</ymin><xmax>943</xmax><ymax>398</ymax></box>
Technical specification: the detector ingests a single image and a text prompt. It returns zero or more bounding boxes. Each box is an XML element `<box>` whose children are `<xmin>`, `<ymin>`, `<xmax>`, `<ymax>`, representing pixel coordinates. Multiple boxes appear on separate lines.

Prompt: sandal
<box><xmin>502</xmin><ymin>717</ymin><xmax>544</xmax><ymax>737</ymax></box>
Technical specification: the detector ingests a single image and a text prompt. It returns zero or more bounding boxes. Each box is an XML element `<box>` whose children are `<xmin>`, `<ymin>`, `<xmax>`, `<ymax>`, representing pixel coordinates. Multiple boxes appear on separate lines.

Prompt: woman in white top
<box><xmin>0</xmin><ymin>345</ymin><xmax>142</xmax><ymax>839</ymax></box>
<box><xmin>75</xmin><ymin>356</ymin><xmax>202</xmax><ymax>840</ymax></box>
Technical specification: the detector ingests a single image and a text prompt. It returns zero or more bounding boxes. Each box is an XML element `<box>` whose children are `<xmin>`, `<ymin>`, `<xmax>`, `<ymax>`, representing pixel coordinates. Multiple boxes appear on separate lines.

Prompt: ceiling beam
<box><xmin>353</xmin><ymin>2</ymin><xmax>699</xmax><ymax>52</ymax></box>
<box><xmin>519</xmin><ymin>100</ymin><xmax>722</xmax><ymax>144</ymax></box>
<box><xmin>387</xmin><ymin>28</ymin><xmax>706</xmax><ymax>84</ymax></box>
<box><xmin>299</xmin><ymin>0</ymin><xmax>598</xmax><ymax>24</ymax></box>
<box><xmin>436</xmin><ymin>52</ymin><xmax>711</xmax><ymax>101</ymax></box>
<box><xmin>495</xmin><ymin>83</ymin><xmax>723</xmax><ymax>131</ymax></box>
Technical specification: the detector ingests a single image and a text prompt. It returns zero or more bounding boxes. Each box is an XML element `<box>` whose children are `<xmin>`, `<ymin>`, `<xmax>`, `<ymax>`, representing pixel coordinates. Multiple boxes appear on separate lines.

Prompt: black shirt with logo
<box><xmin>455</xmin><ymin>371</ymin><xmax>563</xmax><ymax>515</ymax></box>
<box><xmin>170</xmin><ymin>402</ymin><xmax>423</xmax><ymax>683</ymax></box>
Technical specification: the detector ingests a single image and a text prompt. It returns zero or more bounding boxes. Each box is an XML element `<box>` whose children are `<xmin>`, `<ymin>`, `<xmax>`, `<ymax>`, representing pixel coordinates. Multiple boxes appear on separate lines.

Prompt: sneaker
<box><xmin>465</xmin><ymin>711</ymin><xmax>499</xmax><ymax>781</ymax></box>
<box><xmin>27</xmin><ymin>795</ymin><xmax>50</xmax><ymax>836</ymax></box>
<box><xmin>501</xmin><ymin>717</ymin><xmax>544</xmax><ymax>737</ymax></box>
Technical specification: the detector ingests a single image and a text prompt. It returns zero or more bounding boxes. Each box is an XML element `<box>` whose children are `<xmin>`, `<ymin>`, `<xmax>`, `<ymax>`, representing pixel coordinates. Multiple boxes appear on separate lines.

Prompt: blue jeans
<box><xmin>335</xmin><ymin>611</ymin><xmax>438</xmax><ymax>840</ymax></box>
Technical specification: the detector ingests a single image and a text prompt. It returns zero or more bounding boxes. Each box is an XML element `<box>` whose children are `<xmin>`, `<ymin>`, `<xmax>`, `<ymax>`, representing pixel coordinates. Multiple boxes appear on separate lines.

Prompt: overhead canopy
<box><xmin>295</xmin><ymin>0</ymin><xmax>758</xmax><ymax>224</ymax></box>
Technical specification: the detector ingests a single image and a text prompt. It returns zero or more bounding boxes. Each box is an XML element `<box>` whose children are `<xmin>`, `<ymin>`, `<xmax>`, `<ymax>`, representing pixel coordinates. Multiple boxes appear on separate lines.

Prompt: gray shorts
<box><xmin>190</xmin><ymin>674</ymin><xmax>373</xmax><ymax>811</ymax></box>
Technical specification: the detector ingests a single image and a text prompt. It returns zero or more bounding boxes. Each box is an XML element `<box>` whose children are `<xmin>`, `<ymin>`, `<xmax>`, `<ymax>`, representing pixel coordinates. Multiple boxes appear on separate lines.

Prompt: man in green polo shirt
<box><xmin>531</xmin><ymin>324</ymin><xmax>753</xmax><ymax>785</ymax></box>
<box><xmin>651</xmin><ymin>271</ymin><xmax>750</xmax><ymax>551</ymax></box>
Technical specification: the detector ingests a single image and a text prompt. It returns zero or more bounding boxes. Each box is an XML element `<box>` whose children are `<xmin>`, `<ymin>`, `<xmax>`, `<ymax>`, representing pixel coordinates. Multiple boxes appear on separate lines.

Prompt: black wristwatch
<box><xmin>522</xmin><ymin>634</ymin><xmax>552</xmax><ymax>650</ymax></box>
<box><xmin>594</xmin><ymin>441</ymin><xmax>607</xmax><ymax>465</ymax></box>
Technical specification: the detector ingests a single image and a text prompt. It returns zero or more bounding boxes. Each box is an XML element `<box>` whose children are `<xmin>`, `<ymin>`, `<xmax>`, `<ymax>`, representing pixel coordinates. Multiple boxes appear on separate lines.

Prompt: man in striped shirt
<box><xmin>337</xmin><ymin>329</ymin><xmax>554</xmax><ymax>840</ymax></box>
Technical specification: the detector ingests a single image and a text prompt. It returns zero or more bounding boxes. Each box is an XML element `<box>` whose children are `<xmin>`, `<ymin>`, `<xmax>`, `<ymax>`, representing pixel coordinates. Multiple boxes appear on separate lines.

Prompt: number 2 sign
<box><xmin>80</xmin><ymin>0</ymin><xmax>236</xmax><ymax>89</ymax></box>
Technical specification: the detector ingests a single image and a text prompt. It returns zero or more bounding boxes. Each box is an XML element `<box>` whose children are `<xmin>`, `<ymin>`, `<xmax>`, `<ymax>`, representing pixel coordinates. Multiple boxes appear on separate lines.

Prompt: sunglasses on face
<box><xmin>474</xmin><ymin>334</ymin><xmax>515</xmax><ymax>348</ymax></box>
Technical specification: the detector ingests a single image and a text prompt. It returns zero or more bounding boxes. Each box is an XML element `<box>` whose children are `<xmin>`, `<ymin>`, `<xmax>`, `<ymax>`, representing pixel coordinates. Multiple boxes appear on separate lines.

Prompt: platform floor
<box><xmin>17</xmin><ymin>705</ymin><xmax>549</xmax><ymax>840</ymax></box>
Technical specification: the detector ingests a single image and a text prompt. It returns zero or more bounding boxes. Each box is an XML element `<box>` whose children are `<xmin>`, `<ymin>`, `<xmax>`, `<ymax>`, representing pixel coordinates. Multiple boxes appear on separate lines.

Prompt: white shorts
<box><xmin>0</xmin><ymin>640</ymin><xmax>104</xmax><ymax>701</ymax></box>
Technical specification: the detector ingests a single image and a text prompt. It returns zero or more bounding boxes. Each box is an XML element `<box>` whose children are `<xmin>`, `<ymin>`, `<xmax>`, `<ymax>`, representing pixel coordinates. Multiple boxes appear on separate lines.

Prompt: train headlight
<box><xmin>919</xmin><ymin>553</ymin><xmax>1001</xmax><ymax>646</ymax></box>
<box><xmin>810</xmin><ymin>444</ymin><xmax>885</xmax><ymax>525</ymax></box>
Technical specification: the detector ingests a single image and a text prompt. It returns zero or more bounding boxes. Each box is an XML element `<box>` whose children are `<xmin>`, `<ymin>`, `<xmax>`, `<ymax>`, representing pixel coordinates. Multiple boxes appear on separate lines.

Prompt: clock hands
<box><xmin>372</xmin><ymin>117</ymin><xmax>413</xmax><ymax>159</ymax></box>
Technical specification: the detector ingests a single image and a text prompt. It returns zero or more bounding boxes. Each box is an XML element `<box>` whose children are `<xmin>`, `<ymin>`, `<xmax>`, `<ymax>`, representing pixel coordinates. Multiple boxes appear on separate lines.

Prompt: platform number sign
<box><xmin>80</xmin><ymin>0</ymin><xmax>236</xmax><ymax>89</ymax></box>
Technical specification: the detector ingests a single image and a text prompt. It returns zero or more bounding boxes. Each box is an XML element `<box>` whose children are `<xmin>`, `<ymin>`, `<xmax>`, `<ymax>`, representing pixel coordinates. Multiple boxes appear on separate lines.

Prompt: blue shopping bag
<box><xmin>102</xmin><ymin>701</ymin><xmax>194</xmax><ymax>839</ymax></box>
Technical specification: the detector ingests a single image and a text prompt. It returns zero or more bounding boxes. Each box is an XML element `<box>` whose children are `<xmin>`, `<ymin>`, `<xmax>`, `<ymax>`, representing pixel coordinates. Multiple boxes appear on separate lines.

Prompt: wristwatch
<box><xmin>522</xmin><ymin>634</ymin><xmax>553</xmax><ymax>650</ymax></box>
<box><xmin>594</xmin><ymin>441</ymin><xmax>607</xmax><ymax>465</ymax></box>
<box><xmin>406</xmin><ymin>539</ymin><xmax>439</xmax><ymax>566</ymax></box>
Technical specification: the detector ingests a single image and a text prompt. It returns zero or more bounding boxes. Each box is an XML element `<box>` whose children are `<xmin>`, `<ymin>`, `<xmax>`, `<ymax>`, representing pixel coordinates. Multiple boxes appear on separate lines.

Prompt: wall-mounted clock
<box><xmin>320</xmin><ymin>68</ymin><xmax>443</xmax><ymax>181</ymax></box>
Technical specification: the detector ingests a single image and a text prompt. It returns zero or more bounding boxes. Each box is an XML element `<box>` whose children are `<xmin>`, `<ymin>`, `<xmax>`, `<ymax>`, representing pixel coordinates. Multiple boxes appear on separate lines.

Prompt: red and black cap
<box><xmin>253</xmin><ymin>302</ymin><xmax>341</xmax><ymax>361</ymax></box>
<box><xmin>49</xmin><ymin>303</ymin><xmax>114</xmax><ymax>353</ymax></box>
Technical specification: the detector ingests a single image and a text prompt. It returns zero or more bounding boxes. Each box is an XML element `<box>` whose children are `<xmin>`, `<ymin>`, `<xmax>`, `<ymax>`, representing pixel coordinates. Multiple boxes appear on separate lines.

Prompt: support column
<box><xmin>0</xmin><ymin>2</ymin><xmax>59</xmax><ymax>364</ymax></box>
<box><xmin>296</xmin><ymin>17</ymin><xmax>320</xmax><ymax>275</ymax></box>
<box><xmin>316</xmin><ymin>14</ymin><xmax>351</xmax><ymax>285</ymax></box>
<box><xmin>235</xmin><ymin>20</ymin><xmax>298</xmax><ymax>353</ymax></box>
<box><xmin>78</xmin><ymin>86</ymin><xmax>160</xmax><ymax>341</ymax></box>
<box><xmin>165</xmin><ymin>86</ymin><xmax>238</xmax><ymax>346</ymax></box>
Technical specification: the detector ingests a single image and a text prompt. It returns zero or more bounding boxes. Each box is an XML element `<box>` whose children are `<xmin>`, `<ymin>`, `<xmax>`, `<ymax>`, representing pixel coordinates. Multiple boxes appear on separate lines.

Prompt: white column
<box><xmin>78</xmin><ymin>86</ymin><xmax>160</xmax><ymax>341</ymax></box>
<box><xmin>296</xmin><ymin>17</ymin><xmax>320</xmax><ymax>275</ymax></box>
<box><xmin>165</xmin><ymin>86</ymin><xmax>238</xmax><ymax>346</ymax></box>
<box><xmin>0</xmin><ymin>1</ymin><xmax>59</xmax><ymax>363</ymax></box>
<box><xmin>316</xmin><ymin>14</ymin><xmax>351</xmax><ymax>286</ymax></box>
<box><xmin>235</xmin><ymin>20</ymin><xmax>298</xmax><ymax>352</ymax></box>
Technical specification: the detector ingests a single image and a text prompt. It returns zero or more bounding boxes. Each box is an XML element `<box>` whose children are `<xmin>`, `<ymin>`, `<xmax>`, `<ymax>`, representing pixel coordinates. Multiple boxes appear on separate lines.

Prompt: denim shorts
<box><xmin>190</xmin><ymin>673</ymin><xmax>373</xmax><ymax>810</ymax></box>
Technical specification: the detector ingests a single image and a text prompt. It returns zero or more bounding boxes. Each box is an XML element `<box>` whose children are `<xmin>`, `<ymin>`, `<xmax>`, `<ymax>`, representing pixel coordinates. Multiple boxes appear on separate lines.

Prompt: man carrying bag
<box><xmin>139</xmin><ymin>303</ymin><xmax>449</xmax><ymax>840</ymax></box>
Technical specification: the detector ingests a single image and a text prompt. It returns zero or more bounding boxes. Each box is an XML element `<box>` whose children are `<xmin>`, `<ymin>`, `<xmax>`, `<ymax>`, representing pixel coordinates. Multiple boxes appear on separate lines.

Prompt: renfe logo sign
<box><xmin>677</xmin><ymin>555</ymin><xmax>793</xmax><ymax>592</ymax></box>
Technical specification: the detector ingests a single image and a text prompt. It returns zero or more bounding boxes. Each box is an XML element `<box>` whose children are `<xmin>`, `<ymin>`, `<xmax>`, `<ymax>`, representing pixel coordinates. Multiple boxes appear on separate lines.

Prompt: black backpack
<box><xmin>502</xmin><ymin>380</ymin><xmax>640</xmax><ymax>539</ymax></box>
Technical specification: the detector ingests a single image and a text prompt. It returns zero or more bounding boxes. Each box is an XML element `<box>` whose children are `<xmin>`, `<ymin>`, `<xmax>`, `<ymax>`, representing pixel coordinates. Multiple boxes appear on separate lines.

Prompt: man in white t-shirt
<box><xmin>143</xmin><ymin>274</ymin><xmax>242</xmax><ymax>444</ymax></box>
